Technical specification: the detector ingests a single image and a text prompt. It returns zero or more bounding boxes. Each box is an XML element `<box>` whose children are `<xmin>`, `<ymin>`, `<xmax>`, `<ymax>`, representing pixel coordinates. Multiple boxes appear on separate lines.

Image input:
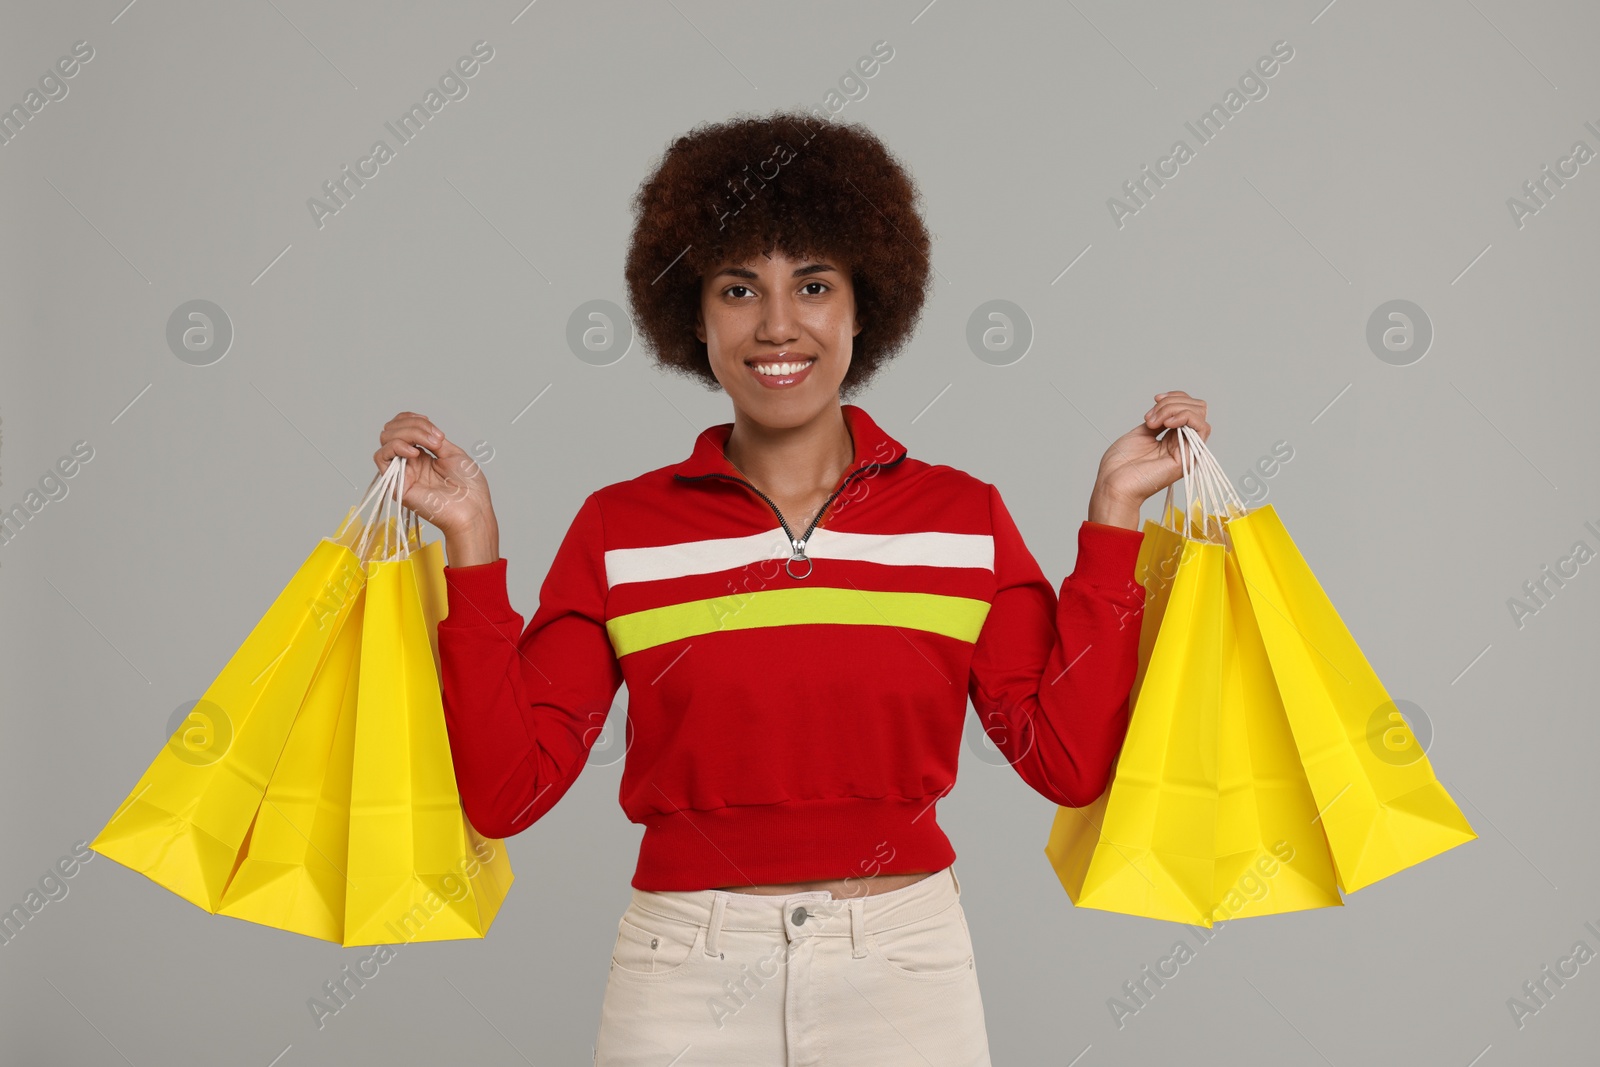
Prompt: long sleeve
<box><xmin>435</xmin><ymin>491</ymin><xmax>624</xmax><ymax>839</ymax></box>
<box><xmin>967</xmin><ymin>483</ymin><xmax>1146</xmax><ymax>808</ymax></box>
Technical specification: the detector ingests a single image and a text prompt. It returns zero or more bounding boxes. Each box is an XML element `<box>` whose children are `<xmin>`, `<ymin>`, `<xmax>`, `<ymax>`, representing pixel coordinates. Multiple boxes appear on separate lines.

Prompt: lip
<box><xmin>746</xmin><ymin>353</ymin><xmax>817</xmax><ymax>390</ymax></box>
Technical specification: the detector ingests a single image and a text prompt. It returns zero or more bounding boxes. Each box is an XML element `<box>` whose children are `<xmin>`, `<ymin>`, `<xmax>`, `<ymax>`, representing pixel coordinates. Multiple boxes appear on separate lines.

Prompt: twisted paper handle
<box><xmin>336</xmin><ymin>456</ymin><xmax>420</xmax><ymax>563</ymax></box>
<box><xmin>1161</xmin><ymin>425</ymin><xmax>1248</xmax><ymax>540</ymax></box>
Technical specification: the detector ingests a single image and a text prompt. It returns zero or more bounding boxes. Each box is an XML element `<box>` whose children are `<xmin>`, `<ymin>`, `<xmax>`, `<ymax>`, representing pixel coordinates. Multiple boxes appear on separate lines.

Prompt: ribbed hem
<box><xmin>440</xmin><ymin>557</ymin><xmax>518</xmax><ymax>626</ymax></box>
<box><xmin>1070</xmin><ymin>519</ymin><xmax>1145</xmax><ymax>596</ymax></box>
<box><xmin>630</xmin><ymin>795</ymin><xmax>958</xmax><ymax>891</ymax></box>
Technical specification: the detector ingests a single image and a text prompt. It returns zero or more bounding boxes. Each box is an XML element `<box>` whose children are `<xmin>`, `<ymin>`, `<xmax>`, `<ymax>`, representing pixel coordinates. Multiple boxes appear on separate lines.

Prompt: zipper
<box><xmin>675</xmin><ymin>454</ymin><xmax>905</xmax><ymax>579</ymax></box>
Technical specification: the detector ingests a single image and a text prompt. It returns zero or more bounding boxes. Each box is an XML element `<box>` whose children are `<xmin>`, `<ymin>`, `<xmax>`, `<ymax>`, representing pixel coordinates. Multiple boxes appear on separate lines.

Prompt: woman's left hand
<box><xmin>1087</xmin><ymin>390</ymin><xmax>1210</xmax><ymax>529</ymax></box>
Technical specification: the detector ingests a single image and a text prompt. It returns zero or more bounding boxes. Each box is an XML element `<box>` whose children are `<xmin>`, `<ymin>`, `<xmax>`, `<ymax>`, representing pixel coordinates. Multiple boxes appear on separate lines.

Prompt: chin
<box><xmin>736</xmin><ymin>393</ymin><xmax>823</xmax><ymax>423</ymax></box>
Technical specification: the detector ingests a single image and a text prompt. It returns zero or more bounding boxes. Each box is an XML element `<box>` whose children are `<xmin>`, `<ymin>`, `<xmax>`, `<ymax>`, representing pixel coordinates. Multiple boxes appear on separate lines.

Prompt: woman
<box><xmin>374</xmin><ymin>112</ymin><xmax>1209</xmax><ymax>1065</ymax></box>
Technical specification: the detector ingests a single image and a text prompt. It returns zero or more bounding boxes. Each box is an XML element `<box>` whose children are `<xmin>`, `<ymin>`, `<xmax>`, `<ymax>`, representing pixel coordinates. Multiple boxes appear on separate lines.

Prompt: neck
<box><xmin>724</xmin><ymin>403</ymin><xmax>856</xmax><ymax>500</ymax></box>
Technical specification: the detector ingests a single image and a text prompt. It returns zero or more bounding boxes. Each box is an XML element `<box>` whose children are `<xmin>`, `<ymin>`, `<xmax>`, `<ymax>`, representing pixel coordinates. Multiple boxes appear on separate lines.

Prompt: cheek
<box><xmin>807</xmin><ymin>305</ymin><xmax>856</xmax><ymax>349</ymax></box>
<box><xmin>699</xmin><ymin>315</ymin><xmax>748</xmax><ymax>386</ymax></box>
<box><xmin>699</xmin><ymin>310</ymin><xmax>734</xmax><ymax>356</ymax></box>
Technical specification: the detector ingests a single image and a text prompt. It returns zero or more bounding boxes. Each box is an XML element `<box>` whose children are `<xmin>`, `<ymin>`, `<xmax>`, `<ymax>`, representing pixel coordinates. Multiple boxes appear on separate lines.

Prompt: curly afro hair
<box><xmin>624</xmin><ymin>109</ymin><xmax>933</xmax><ymax>402</ymax></box>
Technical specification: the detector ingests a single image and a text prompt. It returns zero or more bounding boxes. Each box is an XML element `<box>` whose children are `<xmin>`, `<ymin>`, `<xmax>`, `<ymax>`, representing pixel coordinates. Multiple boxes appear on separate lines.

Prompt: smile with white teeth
<box><xmin>750</xmin><ymin>359</ymin><xmax>814</xmax><ymax>376</ymax></box>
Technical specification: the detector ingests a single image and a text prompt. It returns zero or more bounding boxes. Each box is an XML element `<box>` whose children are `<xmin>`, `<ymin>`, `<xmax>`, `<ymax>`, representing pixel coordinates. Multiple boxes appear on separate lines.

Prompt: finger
<box><xmin>377</xmin><ymin>434</ymin><xmax>431</xmax><ymax>459</ymax></box>
<box><xmin>1147</xmin><ymin>397</ymin><xmax>1206</xmax><ymax>426</ymax></box>
<box><xmin>382</xmin><ymin>413</ymin><xmax>440</xmax><ymax>439</ymax></box>
<box><xmin>1155</xmin><ymin>403</ymin><xmax>1204</xmax><ymax>425</ymax></box>
<box><xmin>1154</xmin><ymin>412</ymin><xmax>1206</xmax><ymax>435</ymax></box>
<box><xmin>375</xmin><ymin>425</ymin><xmax>445</xmax><ymax>467</ymax></box>
<box><xmin>383</xmin><ymin>412</ymin><xmax>438</xmax><ymax>435</ymax></box>
<box><xmin>382</xmin><ymin>413</ymin><xmax>428</xmax><ymax>442</ymax></box>
<box><xmin>374</xmin><ymin>442</ymin><xmax>426</xmax><ymax>472</ymax></box>
<box><xmin>378</xmin><ymin>440</ymin><xmax>427</xmax><ymax>463</ymax></box>
<box><xmin>1146</xmin><ymin>391</ymin><xmax>1201</xmax><ymax>411</ymax></box>
<box><xmin>380</xmin><ymin>416</ymin><xmax>446</xmax><ymax>451</ymax></box>
<box><xmin>384</xmin><ymin>415</ymin><xmax>435</xmax><ymax>444</ymax></box>
<box><xmin>1144</xmin><ymin>401</ymin><xmax>1200</xmax><ymax>429</ymax></box>
<box><xmin>1144</xmin><ymin>393</ymin><xmax>1188</xmax><ymax>418</ymax></box>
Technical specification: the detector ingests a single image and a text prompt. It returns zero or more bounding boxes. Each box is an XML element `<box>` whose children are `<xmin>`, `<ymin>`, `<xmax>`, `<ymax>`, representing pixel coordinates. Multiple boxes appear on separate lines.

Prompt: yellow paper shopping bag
<box><xmin>1211</xmin><ymin>545</ymin><xmax>1341</xmax><ymax>921</ymax></box>
<box><xmin>217</xmin><ymin>494</ymin><xmax>442</xmax><ymax>942</ymax></box>
<box><xmin>221</xmin><ymin>460</ymin><xmax>510</xmax><ymax>945</ymax></box>
<box><xmin>410</xmin><ymin>516</ymin><xmax>449</xmax><ymax>681</ymax></box>
<box><xmin>91</xmin><ymin>507</ymin><xmax>374</xmax><ymax>913</ymax></box>
<box><xmin>215</xmin><ymin>463</ymin><xmax>413</xmax><ymax>941</ymax></box>
<box><xmin>1171</xmin><ymin>423</ymin><xmax>1475</xmax><ymax>895</ymax></box>
<box><xmin>214</xmin><ymin>583</ymin><xmax>365</xmax><ymax>942</ymax></box>
<box><xmin>1046</xmin><ymin>508</ymin><xmax>1228</xmax><ymax>925</ymax></box>
<box><xmin>342</xmin><ymin>468</ymin><xmax>513</xmax><ymax>947</ymax></box>
<box><xmin>408</xmin><ymin>535</ymin><xmax>514</xmax><ymax>932</ymax></box>
<box><xmin>1226</xmin><ymin>502</ymin><xmax>1477</xmax><ymax>892</ymax></box>
<box><xmin>1046</xmin><ymin>504</ymin><xmax>1185</xmax><ymax>914</ymax></box>
<box><xmin>1048</xmin><ymin>436</ymin><xmax>1342</xmax><ymax>925</ymax></box>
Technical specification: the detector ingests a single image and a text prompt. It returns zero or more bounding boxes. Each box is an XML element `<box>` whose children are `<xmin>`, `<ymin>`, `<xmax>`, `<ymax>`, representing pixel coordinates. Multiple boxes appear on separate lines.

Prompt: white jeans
<box><xmin>594</xmin><ymin>864</ymin><xmax>992</xmax><ymax>1066</ymax></box>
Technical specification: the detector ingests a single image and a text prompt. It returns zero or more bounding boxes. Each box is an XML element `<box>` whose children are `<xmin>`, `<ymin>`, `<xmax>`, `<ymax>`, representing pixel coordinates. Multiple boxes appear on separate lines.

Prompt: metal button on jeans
<box><xmin>790</xmin><ymin>906</ymin><xmax>809</xmax><ymax>926</ymax></box>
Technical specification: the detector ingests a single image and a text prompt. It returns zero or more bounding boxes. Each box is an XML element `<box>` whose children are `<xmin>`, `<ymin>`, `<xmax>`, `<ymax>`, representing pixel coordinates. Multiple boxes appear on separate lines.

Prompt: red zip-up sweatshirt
<box><xmin>436</xmin><ymin>404</ymin><xmax>1147</xmax><ymax>891</ymax></box>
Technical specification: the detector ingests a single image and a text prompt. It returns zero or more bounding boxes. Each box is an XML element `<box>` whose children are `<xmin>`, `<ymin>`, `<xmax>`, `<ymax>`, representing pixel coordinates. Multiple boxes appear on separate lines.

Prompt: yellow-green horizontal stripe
<box><xmin>606</xmin><ymin>586</ymin><xmax>992</xmax><ymax>657</ymax></box>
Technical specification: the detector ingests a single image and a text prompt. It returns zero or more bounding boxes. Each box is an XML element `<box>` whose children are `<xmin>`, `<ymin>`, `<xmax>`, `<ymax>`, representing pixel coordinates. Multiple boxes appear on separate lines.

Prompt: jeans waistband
<box><xmin>626</xmin><ymin>864</ymin><xmax>961</xmax><ymax>960</ymax></box>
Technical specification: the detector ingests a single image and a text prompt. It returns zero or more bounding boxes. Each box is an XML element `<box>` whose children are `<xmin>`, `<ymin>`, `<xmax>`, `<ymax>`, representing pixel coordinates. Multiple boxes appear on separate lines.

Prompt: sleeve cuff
<box><xmin>441</xmin><ymin>556</ymin><xmax>519</xmax><ymax>627</ymax></box>
<box><xmin>1068</xmin><ymin>519</ymin><xmax>1144</xmax><ymax>594</ymax></box>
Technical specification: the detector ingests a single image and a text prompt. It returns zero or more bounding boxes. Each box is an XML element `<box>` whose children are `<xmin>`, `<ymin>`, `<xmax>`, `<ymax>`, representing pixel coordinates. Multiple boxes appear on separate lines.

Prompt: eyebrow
<box><xmin>713</xmin><ymin>262</ymin><xmax>840</xmax><ymax>280</ymax></box>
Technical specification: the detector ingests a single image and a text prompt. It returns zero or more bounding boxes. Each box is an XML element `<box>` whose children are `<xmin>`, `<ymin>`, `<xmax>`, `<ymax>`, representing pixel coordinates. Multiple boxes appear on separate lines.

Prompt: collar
<box><xmin>672</xmin><ymin>404</ymin><xmax>908</xmax><ymax>482</ymax></box>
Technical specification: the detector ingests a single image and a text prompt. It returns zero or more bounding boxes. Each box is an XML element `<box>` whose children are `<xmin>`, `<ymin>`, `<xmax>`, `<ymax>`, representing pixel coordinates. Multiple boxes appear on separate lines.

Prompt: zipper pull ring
<box><xmin>785</xmin><ymin>538</ymin><xmax>812</xmax><ymax>580</ymax></box>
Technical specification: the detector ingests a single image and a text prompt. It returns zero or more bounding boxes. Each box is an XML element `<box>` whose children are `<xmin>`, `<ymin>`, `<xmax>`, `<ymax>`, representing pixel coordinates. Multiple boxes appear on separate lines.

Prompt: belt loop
<box><xmin>704</xmin><ymin>893</ymin><xmax>727</xmax><ymax>959</ymax></box>
<box><xmin>849</xmin><ymin>897</ymin><xmax>866</xmax><ymax>958</ymax></box>
<box><xmin>949</xmin><ymin>864</ymin><xmax>960</xmax><ymax>897</ymax></box>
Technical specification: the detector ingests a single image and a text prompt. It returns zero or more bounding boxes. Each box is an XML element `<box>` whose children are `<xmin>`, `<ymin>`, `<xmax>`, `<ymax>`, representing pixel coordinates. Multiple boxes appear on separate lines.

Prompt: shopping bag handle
<box><xmin>359</xmin><ymin>456</ymin><xmax>421</xmax><ymax>563</ymax></box>
<box><xmin>1159</xmin><ymin>425</ymin><xmax>1247</xmax><ymax>540</ymax></box>
<box><xmin>1178</xmin><ymin>426</ymin><xmax>1246</xmax><ymax>516</ymax></box>
<box><xmin>1184</xmin><ymin>429</ymin><xmax>1225</xmax><ymax>540</ymax></box>
<box><xmin>406</xmin><ymin>494</ymin><xmax>421</xmax><ymax>549</ymax></box>
<box><xmin>333</xmin><ymin>455</ymin><xmax>429</xmax><ymax>564</ymax></box>
<box><xmin>1167</xmin><ymin>428</ymin><xmax>1215</xmax><ymax>540</ymax></box>
<box><xmin>1179</xmin><ymin>428</ymin><xmax>1220</xmax><ymax>538</ymax></box>
<box><xmin>335</xmin><ymin>460</ymin><xmax>403</xmax><ymax>557</ymax></box>
<box><xmin>383</xmin><ymin>457</ymin><xmax>414</xmax><ymax>562</ymax></box>
<box><xmin>336</xmin><ymin>465</ymin><xmax>395</xmax><ymax>541</ymax></box>
<box><xmin>355</xmin><ymin>459</ymin><xmax>401</xmax><ymax>561</ymax></box>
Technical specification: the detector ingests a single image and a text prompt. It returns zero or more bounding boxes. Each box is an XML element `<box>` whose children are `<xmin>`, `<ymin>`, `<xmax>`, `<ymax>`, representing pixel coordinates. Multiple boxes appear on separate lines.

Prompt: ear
<box><xmin>695</xmin><ymin>307</ymin><xmax>706</xmax><ymax>344</ymax></box>
<box><xmin>852</xmin><ymin>315</ymin><xmax>862</xmax><ymax>337</ymax></box>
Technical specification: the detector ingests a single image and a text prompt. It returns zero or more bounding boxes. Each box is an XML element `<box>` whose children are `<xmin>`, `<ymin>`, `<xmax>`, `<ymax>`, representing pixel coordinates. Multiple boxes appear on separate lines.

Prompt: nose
<box><xmin>754</xmin><ymin>288</ymin><xmax>800</xmax><ymax>346</ymax></box>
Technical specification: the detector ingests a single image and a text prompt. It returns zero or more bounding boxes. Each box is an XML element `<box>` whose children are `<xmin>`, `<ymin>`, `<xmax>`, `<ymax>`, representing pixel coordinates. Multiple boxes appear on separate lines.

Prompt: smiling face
<box><xmin>695</xmin><ymin>249</ymin><xmax>861</xmax><ymax>427</ymax></box>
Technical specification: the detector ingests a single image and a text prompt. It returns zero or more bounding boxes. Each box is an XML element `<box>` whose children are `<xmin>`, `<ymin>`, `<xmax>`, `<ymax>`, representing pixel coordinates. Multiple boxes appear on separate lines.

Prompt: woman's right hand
<box><xmin>374</xmin><ymin>411</ymin><xmax>495</xmax><ymax>540</ymax></box>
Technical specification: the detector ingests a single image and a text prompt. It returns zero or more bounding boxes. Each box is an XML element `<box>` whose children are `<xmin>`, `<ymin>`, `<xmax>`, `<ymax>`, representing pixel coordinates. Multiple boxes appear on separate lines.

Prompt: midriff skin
<box><xmin>716</xmin><ymin>872</ymin><xmax>936</xmax><ymax>897</ymax></box>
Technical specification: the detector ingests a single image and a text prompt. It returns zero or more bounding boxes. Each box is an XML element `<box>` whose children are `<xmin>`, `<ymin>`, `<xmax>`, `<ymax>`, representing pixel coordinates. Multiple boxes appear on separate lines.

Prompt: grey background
<box><xmin>2</xmin><ymin>0</ymin><xmax>1596</xmax><ymax>1063</ymax></box>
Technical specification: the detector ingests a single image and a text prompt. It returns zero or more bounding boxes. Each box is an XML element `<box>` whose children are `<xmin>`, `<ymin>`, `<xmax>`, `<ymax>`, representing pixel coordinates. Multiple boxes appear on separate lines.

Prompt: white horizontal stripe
<box><xmin>604</xmin><ymin>526</ymin><xmax>994</xmax><ymax>589</ymax></box>
<box><xmin>606</xmin><ymin>528</ymin><xmax>790</xmax><ymax>587</ymax></box>
<box><xmin>806</xmin><ymin>528</ymin><xmax>994</xmax><ymax>570</ymax></box>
